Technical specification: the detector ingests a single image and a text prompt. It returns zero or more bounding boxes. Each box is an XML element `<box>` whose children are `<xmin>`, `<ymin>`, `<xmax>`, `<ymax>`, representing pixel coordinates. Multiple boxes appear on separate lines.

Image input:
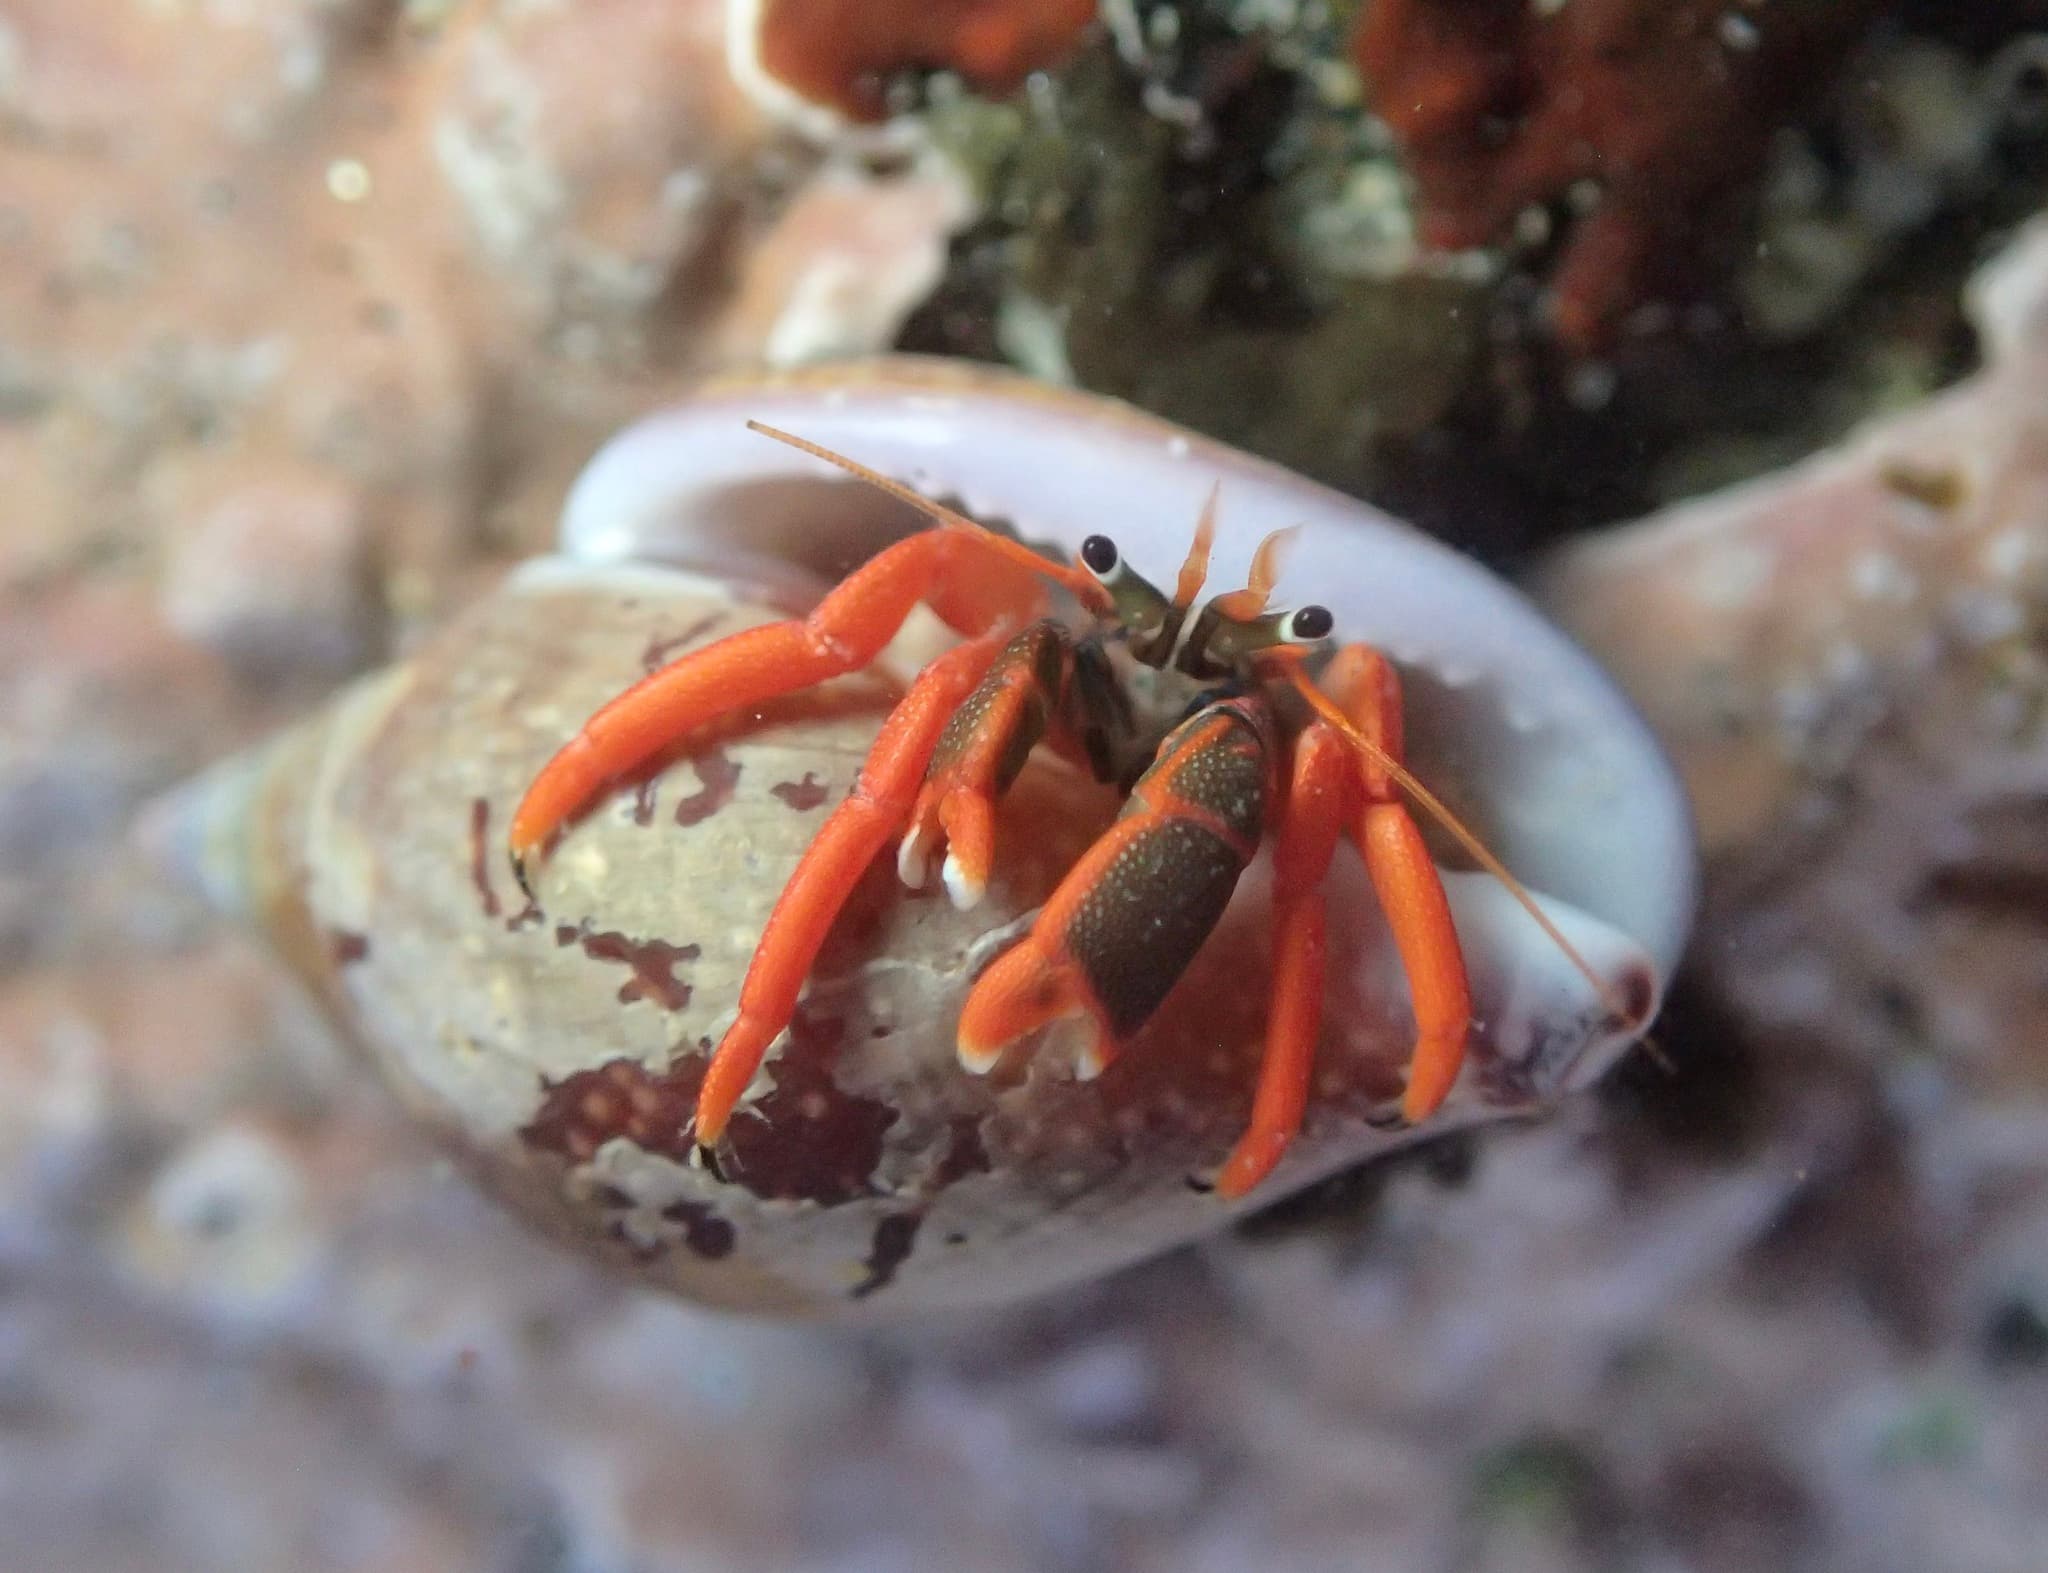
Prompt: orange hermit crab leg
<box><xmin>1362</xmin><ymin>800</ymin><xmax>1472</xmax><ymax>1120</ymax></box>
<box><xmin>1283</xmin><ymin>658</ymin><xmax>1646</xmax><ymax>1041</ymax></box>
<box><xmin>1319</xmin><ymin>644</ymin><xmax>1473</xmax><ymax>1122</ymax></box>
<box><xmin>508</xmin><ymin>531</ymin><xmax>1011</xmax><ymax>888</ymax></box>
<box><xmin>508</xmin><ymin>424</ymin><xmax>1108</xmax><ymax>890</ymax></box>
<box><xmin>694</xmin><ymin>628</ymin><xmax>1011</xmax><ymax>1150</ymax></box>
<box><xmin>1213</xmin><ymin>723</ymin><xmax>1353</xmax><ymax>1199</ymax></box>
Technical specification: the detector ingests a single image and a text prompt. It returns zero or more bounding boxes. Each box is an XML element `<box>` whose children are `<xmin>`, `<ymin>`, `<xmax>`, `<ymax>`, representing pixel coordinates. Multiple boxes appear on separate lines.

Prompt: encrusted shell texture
<box><xmin>162</xmin><ymin>358</ymin><xmax>1694</xmax><ymax>1316</ymax></box>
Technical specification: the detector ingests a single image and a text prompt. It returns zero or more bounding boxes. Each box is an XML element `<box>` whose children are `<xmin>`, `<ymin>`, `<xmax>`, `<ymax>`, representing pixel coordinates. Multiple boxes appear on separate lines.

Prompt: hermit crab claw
<box><xmin>148</xmin><ymin>357</ymin><xmax>1694</xmax><ymax>1319</ymax></box>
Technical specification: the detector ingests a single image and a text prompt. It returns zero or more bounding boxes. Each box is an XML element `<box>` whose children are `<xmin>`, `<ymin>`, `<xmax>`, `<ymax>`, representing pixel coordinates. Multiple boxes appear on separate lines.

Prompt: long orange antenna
<box><xmin>1287</xmin><ymin>667</ymin><xmax>1650</xmax><ymax>1033</ymax></box>
<box><xmin>747</xmin><ymin>422</ymin><xmax>1112</xmax><ymax>613</ymax></box>
<box><xmin>1172</xmin><ymin>484</ymin><xmax>1221</xmax><ymax>611</ymax></box>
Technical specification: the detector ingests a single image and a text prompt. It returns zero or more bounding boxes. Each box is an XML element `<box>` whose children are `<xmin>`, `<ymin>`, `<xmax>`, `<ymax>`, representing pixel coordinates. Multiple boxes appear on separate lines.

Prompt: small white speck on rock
<box><xmin>325</xmin><ymin>159</ymin><xmax>372</xmax><ymax>203</ymax></box>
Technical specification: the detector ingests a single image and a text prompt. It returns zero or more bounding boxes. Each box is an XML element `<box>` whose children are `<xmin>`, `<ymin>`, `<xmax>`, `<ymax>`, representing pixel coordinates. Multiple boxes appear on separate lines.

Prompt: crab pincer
<box><xmin>956</xmin><ymin>695</ymin><xmax>1280</xmax><ymax>1083</ymax></box>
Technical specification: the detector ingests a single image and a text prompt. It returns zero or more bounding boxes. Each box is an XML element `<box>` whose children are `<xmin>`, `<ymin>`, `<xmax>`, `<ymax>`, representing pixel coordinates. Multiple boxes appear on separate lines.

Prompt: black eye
<box><xmin>1080</xmin><ymin>535</ymin><xmax>1119</xmax><ymax>576</ymax></box>
<box><xmin>1290</xmin><ymin>605</ymin><xmax>1334</xmax><ymax>641</ymax></box>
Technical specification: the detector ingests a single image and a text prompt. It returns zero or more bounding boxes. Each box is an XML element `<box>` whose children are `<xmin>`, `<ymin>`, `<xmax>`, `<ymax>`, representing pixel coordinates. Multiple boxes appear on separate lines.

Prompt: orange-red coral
<box><xmin>755</xmin><ymin>0</ymin><xmax>1097</xmax><ymax>122</ymax></box>
<box><xmin>1356</xmin><ymin>0</ymin><xmax>1886</xmax><ymax>351</ymax></box>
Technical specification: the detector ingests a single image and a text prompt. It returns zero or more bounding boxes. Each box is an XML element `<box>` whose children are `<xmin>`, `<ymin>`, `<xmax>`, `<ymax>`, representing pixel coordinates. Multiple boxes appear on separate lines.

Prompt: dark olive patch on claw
<box><xmin>1068</xmin><ymin>820</ymin><xmax>1244</xmax><ymax>1039</ymax></box>
<box><xmin>673</xmin><ymin>746</ymin><xmax>743</xmax><ymax>827</ymax></box>
<box><xmin>851</xmin><ymin>1211</ymin><xmax>922</xmax><ymax>1298</ymax></box>
<box><xmin>770</xmin><ymin>773</ymin><xmax>831</xmax><ymax>811</ymax></box>
<box><xmin>553</xmin><ymin>921</ymin><xmax>701</xmax><ymax>1011</ymax></box>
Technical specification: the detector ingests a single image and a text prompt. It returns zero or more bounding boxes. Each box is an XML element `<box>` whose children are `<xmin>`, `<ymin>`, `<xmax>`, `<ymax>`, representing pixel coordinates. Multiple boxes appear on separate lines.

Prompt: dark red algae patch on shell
<box><xmin>769</xmin><ymin>772</ymin><xmax>830</xmax><ymax>811</ymax></box>
<box><xmin>932</xmin><ymin>1115</ymin><xmax>992</xmax><ymax>1189</ymax></box>
<box><xmin>522</xmin><ymin>1058</ymin><xmax>703</xmax><ymax>1165</ymax></box>
<box><xmin>845</xmin><ymin>1120</ymin><xmax>992</xmax><ymax>1298</ymax></box>
<box><xmin>661</xmin><ymin>1200</ymin><xmax>737</xmax><ymax>1260</ymax></box>
<box><xmin>672</xmin><ymin>746</ymin><xmax>742</xmax><ymax>827</ymax></box>
<box><xmin>468</xmin><ymin>797</ymin><xmax>502</xmax><ymax>919</ymax></box>
<box><xmin>851</xmin><ymin>1212</ymin><xmax>922</xmax><ymax>1299</ymax></box>
<box><xmin>723</xmin><ymin>1009</ymin><xmax>897</xmax><ymax>1206</ymax></box>
<box><xmin>551</xmin><ymin>921</ymin><xmax>701</xmax><ymax>1011</ymax></box>
<box><xmin>522</xmin><ymin>1010</ymin><xmax>898</xmax><ymax>1209</ymax></box>
<box><xmin>330</xmin><ymin>930</ymin><xmax>370</xmax><ymax>965</ymax></box>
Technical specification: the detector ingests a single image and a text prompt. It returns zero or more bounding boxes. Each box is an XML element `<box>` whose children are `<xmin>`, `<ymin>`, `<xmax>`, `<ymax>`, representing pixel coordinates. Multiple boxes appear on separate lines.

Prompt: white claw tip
<box><xmin>956</xmin><ymin>1038</ymin><xmax>1000</xmax><ymax>1075</ymax></box>
<box><xmin>941</xmin><ymin>852</ymin><xmax>984</xmax><ymax>911</ymax></box>
<box><xmin>896</xmin><ymin>830</ymin><xmax>930</xmax><ymax>890</ymax></box>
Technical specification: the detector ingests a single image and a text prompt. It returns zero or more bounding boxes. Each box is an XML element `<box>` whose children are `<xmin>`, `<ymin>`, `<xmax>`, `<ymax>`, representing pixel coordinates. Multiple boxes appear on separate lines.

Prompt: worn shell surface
<box><xmin>160</xmin><ymin>358</ymin><xmax>1695</xmax><ymax>1317</ymax></box>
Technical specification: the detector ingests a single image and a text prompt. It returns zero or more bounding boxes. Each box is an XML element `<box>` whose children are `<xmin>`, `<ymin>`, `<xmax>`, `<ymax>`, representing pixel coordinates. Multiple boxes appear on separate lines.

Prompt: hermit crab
<box><xmin>521</xmin><ymin>427</ymin><xmax>1616</xmax><ymax>1199</ymax></box>
<box><xmin>156</xmin><ymin>358</ymin><xmax>1694</xmax><ymax>1316</ymax></box>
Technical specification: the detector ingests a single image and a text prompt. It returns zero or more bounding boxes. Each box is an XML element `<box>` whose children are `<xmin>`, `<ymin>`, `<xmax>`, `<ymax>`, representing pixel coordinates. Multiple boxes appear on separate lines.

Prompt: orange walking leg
<box><xmin>1322</xmin><ymin>644</ymin><xmax>1473</xmax><ymax>1123</ymax></box>
<box><xmin>693</xmin><ymin>631</ymin><xmax>1009</xmax><ymax>1149</ymax></box>
<box><xmin>509</xmin><ymin>528</ymin><xmax>1046</xmax><ymax>890</ymax></box>
<box><xmin>1360</xmin><ymin>802</ymin><xmax>1471</xmax><ymax>1121</ymax></box>
<box><xmin>1214</xmin><ymin>724</ymin><xmax>1353</xmax><ymax>1200</ymax></box>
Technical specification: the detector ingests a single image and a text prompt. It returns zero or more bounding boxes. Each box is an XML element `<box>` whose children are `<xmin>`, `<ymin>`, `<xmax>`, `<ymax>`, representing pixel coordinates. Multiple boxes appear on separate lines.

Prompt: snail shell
<box><xmin>151</xmin><ymin>357</ymin><xmax>1695</xmax><ymax>1317</ymax></box>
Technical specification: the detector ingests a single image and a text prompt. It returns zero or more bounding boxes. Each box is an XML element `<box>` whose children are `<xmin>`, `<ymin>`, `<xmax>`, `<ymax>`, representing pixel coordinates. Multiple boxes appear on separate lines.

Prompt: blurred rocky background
<box><xmin>3</xmin><ymin>2</ymin><xmax>2046</xmax><ymax>1570</ymax></box>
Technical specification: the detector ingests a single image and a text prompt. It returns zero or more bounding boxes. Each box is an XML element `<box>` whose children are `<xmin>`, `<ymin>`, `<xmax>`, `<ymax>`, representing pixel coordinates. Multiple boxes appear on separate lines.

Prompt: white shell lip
<box><xmin>561</xmin><ymin>357</ymin><xmax>1698</xmax><ymax>1083</ymax></box>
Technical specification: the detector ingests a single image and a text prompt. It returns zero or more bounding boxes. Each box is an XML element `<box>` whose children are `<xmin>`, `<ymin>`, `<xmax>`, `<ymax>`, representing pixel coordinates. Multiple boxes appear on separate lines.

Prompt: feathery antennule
<box><xmin>745</xmin><ymin>422</ymin><xmax>1110</xmax><ymax>610</ymax></box>
<box><xmin>1212</xmin><ymin>525</ymin><xmax>1301</xmax><ymax>619</ymax></box>
<box><xmin>1286</xmin><ymin>668</ymin><xmax>1652</xmax><ymax>1034</ymax></box>
<box><xmin>1172</xmin><ymin>484</ymin><xmax>1221</xmax><ymax>611</ymax></box>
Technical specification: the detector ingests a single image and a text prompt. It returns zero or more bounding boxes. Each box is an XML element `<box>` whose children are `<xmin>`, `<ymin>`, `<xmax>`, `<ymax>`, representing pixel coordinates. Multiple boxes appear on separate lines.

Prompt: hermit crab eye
<box><xmin>1288</xmin><ymin>605</ymin><xmax>1334</xmax><ymax>643</ymax></box>
<box><xmin>1207</xmin><ymin>602</ymin><xmax>1338</xmax><ymax>671</ymax></box>
<box><xmin>1079</xmin><ymin>533</ymin><xmax>1175</xmax><ymax>650</ymax></box>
